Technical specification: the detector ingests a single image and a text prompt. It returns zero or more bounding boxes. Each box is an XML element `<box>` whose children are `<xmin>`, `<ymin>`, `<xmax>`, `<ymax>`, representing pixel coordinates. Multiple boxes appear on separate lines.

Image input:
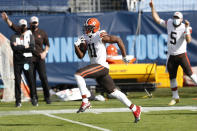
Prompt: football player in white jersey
<box><xmin>74</xmin><ymin>18</ymin><xmax>141</xmax><ymax>123</ymax></box>
<box><xmin>150</xmin><ymin>0</ymin><xmax>197</xmax><ymax>105</ymax></box>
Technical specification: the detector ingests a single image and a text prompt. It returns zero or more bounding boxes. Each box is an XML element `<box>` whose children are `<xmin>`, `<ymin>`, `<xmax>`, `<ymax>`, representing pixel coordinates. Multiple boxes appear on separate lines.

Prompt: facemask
<box><xmin>20</xmin><ymin>26</ymin><xmax>27</xmax><ymax>33</ymax></box>
<box><xmin>84</xmin><ymin>25</ymin><xmax>94</xmax><ymax>37</ymax></box>
<box><xmin>87</xmin><ymin>32</ymin><xmax>93</xmax><ymax>37</ymax></box>
<box><xmin>30</xmin><ymin>25</ymin><xmax>38</xmax><ymax>31</ymax></box>
<box><xmin>173</xmin><ymin>19</ymin><xmax>181</xmax><ymax>26</ymax></box>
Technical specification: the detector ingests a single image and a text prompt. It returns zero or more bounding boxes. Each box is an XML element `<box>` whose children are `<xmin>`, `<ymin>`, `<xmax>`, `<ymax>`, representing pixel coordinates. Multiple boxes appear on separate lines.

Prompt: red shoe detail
<box><xmin>82</xmin><ymin>95</ymin><xmax>87</xmax><ymax>99</ymax></box>
<box><xmin>171</xmin><ymin>87</ymin><xmax>178</xmax><ymax>91</ymax></box>
<box><xmin>133</xmin><ymin>105</ymin><xmax>141</xmax><ymax>123</ymax></box>
<box><xmin>129</xmin><ymin>104</ymin><xmax>134</xmax><ymax>110</ymax></box>
<box><xmin>77</xmin><ymin>102</ymin><xmax>91</xmax><ymax>113</ymax></box>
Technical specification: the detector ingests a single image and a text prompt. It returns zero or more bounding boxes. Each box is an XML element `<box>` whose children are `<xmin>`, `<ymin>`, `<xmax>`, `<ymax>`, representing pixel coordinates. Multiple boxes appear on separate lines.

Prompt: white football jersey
<box><xmin>160</xmin><ymin>18</ymin><xmax>192</xmax><ymax>55</ymax></box>
<box><xmin>82</xmin><ymin>30</ymin><xmax>109</xmax><ymax>68</ymax></box>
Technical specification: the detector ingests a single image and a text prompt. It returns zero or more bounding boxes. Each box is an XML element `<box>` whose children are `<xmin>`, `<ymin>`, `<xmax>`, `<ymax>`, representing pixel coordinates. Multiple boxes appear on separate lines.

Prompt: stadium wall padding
<box><xmin>0</xmin><ymin>11</ymin><xmax>196</xmax><ymax>85</ymax></box>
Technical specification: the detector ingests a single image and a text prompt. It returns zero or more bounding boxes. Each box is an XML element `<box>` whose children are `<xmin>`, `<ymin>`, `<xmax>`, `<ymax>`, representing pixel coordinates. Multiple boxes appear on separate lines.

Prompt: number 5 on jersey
<box><xmin>170</xmin><ymin>31</ymin><xmax>177</xmax><ymax>45</ymax></box>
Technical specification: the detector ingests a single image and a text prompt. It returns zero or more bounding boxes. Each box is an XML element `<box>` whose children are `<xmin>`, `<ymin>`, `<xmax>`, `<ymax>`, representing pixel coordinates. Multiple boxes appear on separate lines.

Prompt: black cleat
<box><xmin>134</xmin><ymin>117</ymin><xmax>140</xmax><ymax>123</ymax></box>
<box><xmin>46</xmin><ymin>99</ymin><xmax>51</xmax><ymax>104</ymax></box>
<box><xmin>31</xmin><ymin>99</ymin><xmax>38</xmax><ymax>106</ymax></box>
<box><xmin>15</xmin><ymin>102</ymin><xmax>22</xmax><ymax>108</ymax></box>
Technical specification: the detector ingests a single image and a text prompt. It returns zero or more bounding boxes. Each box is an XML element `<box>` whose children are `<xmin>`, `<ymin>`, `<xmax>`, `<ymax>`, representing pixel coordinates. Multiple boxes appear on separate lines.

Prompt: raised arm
<box><xmin>149</xmin><ymin>0</ymin><xmax>161</xmax><ymax>24</ymax></box>
<box><xmin>185</xmin><ymin>20</ymin><xmax>192</xmax><ymax>43</ymax></box>
<box><xmin>1</xmin><ymin>12</ymin><xmax>21</xmax><ymax>32</ymax></box>
<box><xmin>1</xmin><ymin>12</ymin><xmax>12</xmax><ymax>26</ymax></box>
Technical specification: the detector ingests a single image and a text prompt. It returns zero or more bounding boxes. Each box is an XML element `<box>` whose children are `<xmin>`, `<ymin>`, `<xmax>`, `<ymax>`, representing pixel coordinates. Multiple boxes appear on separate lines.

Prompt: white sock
<box><xmin>190</xmin><ymin>74</ymin><xmax>197</xmax><ymax>85</ymax></box>
<box><xmin>74</xmin><ymin>74</ymin><xmax>89</xmax><ymax>103</ymax></box>
<box><xmin>170</xmin><ymin>78</ymin><xmax>177</xmax><ymax>87</ymax></box>
<box><xmin>110</xmin><ymin>90</ymin><xmax>132</xmax><ymax>108</ymax></box>
<box><xmin>82</xmin><ymin>98</ymin><xmax>89</xmax><ymax>103</ymax></box>
<box><xmin>170</xmin><ymin>79</ymin><xmax>179</xmax><ymax>99</ymax></box>
<box><xmin>172</xmin><ymin>90</ymin><xmax>179</xmax><ymax>99</ymax></box>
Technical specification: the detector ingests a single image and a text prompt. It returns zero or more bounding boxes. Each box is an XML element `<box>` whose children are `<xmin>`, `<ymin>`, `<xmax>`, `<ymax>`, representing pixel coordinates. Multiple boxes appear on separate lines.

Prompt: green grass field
<box><xmin>0</xmin><ymin>87</ymin><xmax>196</xmax><ymax>131</ymax></box>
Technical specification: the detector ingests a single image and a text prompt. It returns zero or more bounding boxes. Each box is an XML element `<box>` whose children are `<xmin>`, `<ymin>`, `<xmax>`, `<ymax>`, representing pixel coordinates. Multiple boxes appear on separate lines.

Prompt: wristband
<box><xmin>185</xmin><ymin>27</ymin><xmax>190</xmax><ymax>35</ymax></box>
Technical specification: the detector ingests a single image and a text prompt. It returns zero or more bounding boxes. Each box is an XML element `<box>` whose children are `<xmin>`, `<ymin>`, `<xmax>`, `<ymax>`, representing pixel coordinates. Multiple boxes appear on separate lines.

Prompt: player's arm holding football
<box><xmin>102</xmin><ymin>35</ymin><xmax>129</xmax><ymax>63</ymax></box>
<box><xmin>74</xmin><ymin>37</ymin><xmax>87</xmax><ymax>59</ymax></box>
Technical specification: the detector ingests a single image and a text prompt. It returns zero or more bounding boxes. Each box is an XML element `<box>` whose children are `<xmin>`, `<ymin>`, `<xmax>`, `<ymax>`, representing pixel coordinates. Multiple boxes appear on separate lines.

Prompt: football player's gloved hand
<box><xmin>122</xmin><ymin>56</ymin><xmax>130</xmax><ymax>64</ymax></box>
<box><xmin>74</xmin><ymin>37</ymin><xmax>85</xmax><ymax>46</ymax></box>
<box><xmin>80</xmin><ymin>37</ymin><xmax>85</xmax><ymax>44</ymax></box>
<box><xmin>74</xmin><ymin>38</ymin><xmax>81</xmax><ymax>46</ymax></box>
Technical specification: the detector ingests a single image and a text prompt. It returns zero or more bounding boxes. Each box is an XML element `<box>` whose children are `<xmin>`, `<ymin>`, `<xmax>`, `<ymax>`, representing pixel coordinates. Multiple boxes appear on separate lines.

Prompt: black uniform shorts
<box><xmin>167</xmin><ymin>53</ymin><xmax>192</xmax><ymax>79</ymax></box>
<box><xmin>76</xmin><ymin>64</ymin><xmax>115</xmax><ymax>93</ymax></box>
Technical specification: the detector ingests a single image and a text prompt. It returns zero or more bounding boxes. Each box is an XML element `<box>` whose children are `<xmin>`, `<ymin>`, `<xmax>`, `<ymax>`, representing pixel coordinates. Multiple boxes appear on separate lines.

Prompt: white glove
<box><xmin>122</xmin><ymin>56</ymin><xmax>130</xmax><ymax>64</ymax></box>
<box><xmin>80</xmin><ymin>37</ymin><xmax>85</xmax><ymax>44</ymax></box>
<box><xmin>74</xmin><ymin>37</ymin><xmax>85</xmax><ymax>46</ymax></box>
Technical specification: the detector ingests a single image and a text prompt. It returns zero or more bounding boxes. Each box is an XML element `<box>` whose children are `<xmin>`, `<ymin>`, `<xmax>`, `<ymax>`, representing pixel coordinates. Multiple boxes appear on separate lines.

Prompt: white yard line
<box><xmin>0</xmin><ymin>106</ymin><xmax>196</xmax><ymax>117</ymax></box>
<box><xmin>0</xmin><ymin>106</ymin><xmax>196</xmax><ymax>130</ymax></box>
<box><xmin>44</xmin><ymin>113</ymin><xmax>111</xmax><ymax>131</ymax></box>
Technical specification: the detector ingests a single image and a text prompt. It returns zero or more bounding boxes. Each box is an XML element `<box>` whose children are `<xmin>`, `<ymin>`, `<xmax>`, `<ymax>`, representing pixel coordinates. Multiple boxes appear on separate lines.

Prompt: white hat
<box><xmin>30</xmin><ymin>16</ymin><xmax>39</xmax><ymax>23</ymax></box>
<box><xmin>19</xmin><ymin>19</ymin><xmax>27</xmax><ymax>27</ymax></box>
<box><xmin>173</xmin><ymin>12</ymin><xmax>183</xmax><ymax>19</ymax></box>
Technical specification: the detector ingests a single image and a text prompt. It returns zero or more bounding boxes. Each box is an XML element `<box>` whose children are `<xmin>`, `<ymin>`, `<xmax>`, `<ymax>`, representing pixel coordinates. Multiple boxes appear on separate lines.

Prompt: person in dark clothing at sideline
<box><xmin>10</xmin><ymin>19</ymin><xmax>37</xmax><ymax>107</ymax></box>
<box><xmin>2</xmin><ymin>12</ymin><xmax>51</xmax><ymax>104</ymax></box>
<box><xmin>29</xmin><ymin>16</ymin><xmax>51</xmax><ymax>104</ymax></box>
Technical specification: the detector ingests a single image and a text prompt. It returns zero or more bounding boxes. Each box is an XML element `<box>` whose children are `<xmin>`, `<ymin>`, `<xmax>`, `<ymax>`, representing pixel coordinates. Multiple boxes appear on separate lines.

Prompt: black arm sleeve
<box><xmin>10</xmin><ymin>23</ymin><xmax>21</xmax><ymax>33</ymax></box>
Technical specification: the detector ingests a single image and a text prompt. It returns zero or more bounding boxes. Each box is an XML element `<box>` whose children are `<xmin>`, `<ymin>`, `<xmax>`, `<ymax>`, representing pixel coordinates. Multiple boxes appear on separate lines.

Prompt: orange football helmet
<box><xmin>106</xmin><ymin>44</ymin><xmax>118</xmax><ymax>56</ymax></box>
<box><xmin>84</xmin><ymin>18</ymin><xmax>100</xmax><ymax>35</ymax></box>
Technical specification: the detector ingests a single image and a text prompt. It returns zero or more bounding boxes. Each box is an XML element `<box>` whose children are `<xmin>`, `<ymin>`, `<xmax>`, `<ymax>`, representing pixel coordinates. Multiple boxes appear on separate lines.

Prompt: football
<box><xmin>79</xmin><ymin>42</ymin><xmax>87</xmax><ymax>52</ymax></box>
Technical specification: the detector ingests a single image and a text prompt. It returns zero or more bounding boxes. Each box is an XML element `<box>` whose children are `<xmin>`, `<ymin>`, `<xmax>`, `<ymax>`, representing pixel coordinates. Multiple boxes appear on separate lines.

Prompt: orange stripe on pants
<box><xmin>82</xmin><ymin>66</ymin><xmax>105</xmax><ymax>77</ymax></box>
<box><xmin>79</xmin><ymin>65</ymin><xmax>102</xmax><ymax>76</ymax></box>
